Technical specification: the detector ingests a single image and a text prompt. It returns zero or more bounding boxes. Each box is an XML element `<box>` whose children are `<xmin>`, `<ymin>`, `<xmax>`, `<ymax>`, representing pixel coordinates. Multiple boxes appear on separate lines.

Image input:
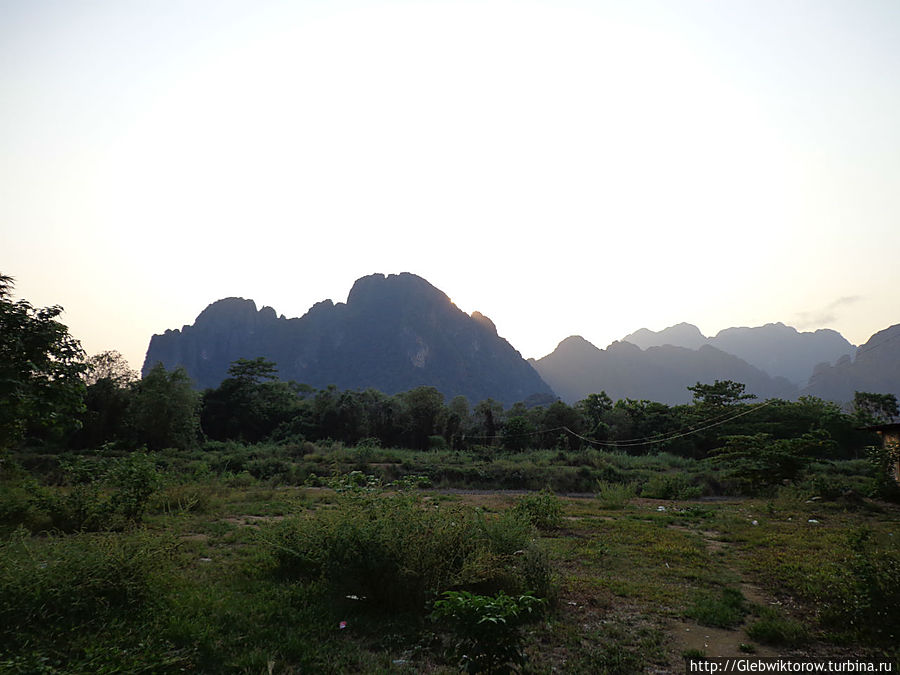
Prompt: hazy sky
<box><xmin>3</xmin><ymin>0</ymin><xmax>899</xmax><ymax>373</ymax></box>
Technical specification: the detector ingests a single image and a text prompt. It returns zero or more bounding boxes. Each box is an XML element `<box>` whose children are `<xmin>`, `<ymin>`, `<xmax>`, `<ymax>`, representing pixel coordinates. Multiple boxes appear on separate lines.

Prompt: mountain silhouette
<box><xmin>142</xmin><ymin>273</ymin><xmax>554</xmax><ymax>405</ymax></box>
<box><xmin>531</xmin><ymin>335</ymin><xmax>798</xmax><ymax>405</ymax></box>
<box><xmin>805</xmin><ymin>324</ymin><xmax>900</xmax><ymax>402</ymax></box>
<box><xmin>621</xmin><ymin>322</ymin><xmax>854</xmax><ymax>386</ymax></box>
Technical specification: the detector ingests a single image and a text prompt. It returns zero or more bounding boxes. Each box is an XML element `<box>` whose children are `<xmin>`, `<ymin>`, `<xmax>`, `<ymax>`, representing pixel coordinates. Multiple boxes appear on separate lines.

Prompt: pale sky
<box><xmin>3</xmin><ymin>0</ymin><xmax>899</xmax><ymax>374</ymax></box>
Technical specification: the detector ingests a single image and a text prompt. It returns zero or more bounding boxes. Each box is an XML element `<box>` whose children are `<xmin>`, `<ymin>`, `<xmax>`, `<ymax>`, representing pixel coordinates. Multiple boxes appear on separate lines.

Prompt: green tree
<box><xmin>227</xmin><ymin>356</ymin><xmax>279</xmax><ymax>384</ymax></box>
<box><xmin>541</xmin><ymin>400</ymin><xmax>583</xmax><ymax>450</ymax></box>
<box><xmin>127</xmin><ymin>363</ymin><xmax>200</xmax><ymax>450</ymax></box>
<box><xmin>201</xmin><ymin>358</ymin><xmax>297</xmax><ymax>443</ymax></box>
<box><xmin>853</xmin><ymin>392</ymin><xmax>899</xmax><ymax>426</ymax></box>
<box><xmin>502</xmin><ymin>416</ymin><xmax>535</xmax><ymax>452</ymax></box>
<box><xmin>711</xmin><ymin>430</ymin><xmax>836</xmax><ymax>493</ymax></box>
<box><xmin>0</xmin><ymin>275</ymin><xmax>86</xmax><ymax>449</ymax></box>
<box><xmin>73</xmin><ymin>352</ymin><xmax>138</xmax><ymax>449</ymax></box>
<box><xmin>445</xmin><ymin>395</ymin><xmax>470</xmax><ymax>449</ymax></box>
<box><xmin>577</xmin><ymin>392</ymin><xmax>613</xmax><ymax>441</ymax></box>
<box><xmin>401</xmin><ymin>386</ymin><xmax>445</xmax><ymax>450</ymax></box>
<box><xmin>83</xmin><ymin>350</ymin><xmax>138</xmax><ymax>387</ymax></box>
<box><xmin>474</xmin><ymin>398</ymin><xmax>503</xmax><ymax>445</ymax></box>
<box><xmin>688</xmin><ymin>380</ymin><xmax>756</xmax><ymax>408</ymax></box>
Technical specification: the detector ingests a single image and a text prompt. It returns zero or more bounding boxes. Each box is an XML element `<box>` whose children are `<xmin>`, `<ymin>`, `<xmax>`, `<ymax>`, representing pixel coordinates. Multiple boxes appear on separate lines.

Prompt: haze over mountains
<box><xmin>530</xmin><ymin>337</ymin><xmax>798</xmax><ymax>405</ymax></box>
<box><xmin>621</xmin><ymin>322</ymin><xmax>855</xmax><ymax>386</ymax></box>
<box><xmin>143</xmin><ymin>273</ymin><xmax>899</xmax><ymax>407</ymax></box>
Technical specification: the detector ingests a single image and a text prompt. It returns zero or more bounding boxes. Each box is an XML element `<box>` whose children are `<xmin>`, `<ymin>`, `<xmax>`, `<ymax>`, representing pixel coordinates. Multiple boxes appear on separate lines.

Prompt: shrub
<box><xmin>260</xmin><ymin>491</ymin><xmax>548</xmax><ymax>613</ymax></box>
<box><xmin>0</xmin><ymin>529</ymin><xmax>176</xmax><ymax>648</ymax></box>
<box><xmin>686</xmin><ymin>588</ymin><xmax>747</xmax><ymax>628</ymax></box>
<box><xmin>641</xmin><ymin>473</ymin><xmax>702</xmax><ymax>500</ymax></box>
<box><xmin>431</xmin><ymin>590</ymin><xmax>544</xmax><ymax>674</ymax></box>
<box><xmin>746</xmin><ymin>609</ymin><xmax>808</xmax><ymax>646</ymax></box>
<box><xmin>511</xmin><ymin>489</ymin><xmax>563</xmax><ymax>530</ymax></box>
<box><xmin>595</xmin><ymin>481</ymin><xmax>636</xmax><ymax>509</ymax></box>
<box><xmin>24</xmin><ymin>452</ymin><xmax>163</xmax><ymax>532</ymax></box>
<box><xmin>818</xmin><ymin>528</ymin><xmax>900</xmax><ymax>641</ymax></box>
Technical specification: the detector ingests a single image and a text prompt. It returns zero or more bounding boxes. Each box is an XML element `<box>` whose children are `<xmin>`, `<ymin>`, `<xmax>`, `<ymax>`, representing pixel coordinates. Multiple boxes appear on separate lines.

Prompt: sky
<box><xmin>2</xmin><ymin>0</ymin><xmax>899</xmax><ymax>374</ymax></box>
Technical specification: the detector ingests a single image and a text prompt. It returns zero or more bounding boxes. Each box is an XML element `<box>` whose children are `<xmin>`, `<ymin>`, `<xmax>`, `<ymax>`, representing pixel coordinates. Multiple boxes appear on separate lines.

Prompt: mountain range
<box><xmin>621</xmin><ymin>322</ymin><xmax>854</xmax><ymax>386</ymax></box>
<box><xmin>143</xmin><ymin>273</ymin><xmax>899</xmax><ymax>406</ymax></box>
<box><xmin>142</xmin><ymin>273</ymin><xmax>553</xmax><ymax>405</ymax></box>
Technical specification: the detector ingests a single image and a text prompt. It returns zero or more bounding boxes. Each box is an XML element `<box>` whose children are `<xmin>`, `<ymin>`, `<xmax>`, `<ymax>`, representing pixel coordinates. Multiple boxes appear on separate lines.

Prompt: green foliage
<box><xmin>2</xmin><ymin>453</ymin><xmax>162</xmax><ymax>533</ymax></box>
<box><xmin>202</xmin><ymin>358</ymin><xmax>299</xmax><ymax>443</ymax></box>
<box><xmin>853</xmin><ymin>391</ymin><xmax>899</xmax><ymax>426</ymax></box>
<box><xmin>502</xmin><ymin>416</ymin><xmax>535</xmax><ymax>452</ymax></box>
<box><xmin>0</xmin><ymin>275</ymin><xmax>86</xmax><ymax>450</ymax></box>
<box><xmin>745</xmin><ymin>607</ymin><xmax>809</xmax><ymax>646</ymax></box>
<box><xmin>128</xmin><ymin>364</ymin><xmax>200</xmax><ymax>450</ymax></box>
<box><xmin>511</xmin><ymin>489</ymin><xmax>563</xmax><ymax>530</ymax></box>
<box><xmin>685</xmin><ymin>587</ymin><xmax>747</xmax><ymax>628</ymax></box>
<box><xmin>711</xmin><ymin>430</ymin><xmax>836</xmax><ymax>493</ymax></box>
<box><xmin>431</xmin><ymin>590</ymin><xmax>544</xmax><ymax>674</ymax></box>
<box><xmin>818</xmin><ymin>528</ymin><xmax>900</xmax><ymax>641</ymax></box>
<box><xmin>401</xmin><ymin>386</ymin><xmax>446</xmax><ymax>450</ymax></box>
<box><xmin>0</xmin><ymin>529</ymin><xmax>176</xmax><ymax>650</ymax></box>
<box><xmin>260</xmin><ymin>490</ymin><xmax>551</xmax><ymax>613</ymax></box>
<box><xmin>867</xmin><ymin>441</ymin><xmax>900</xmax><ymax>501</ymax></box>
<box><xmin>688</xmin><ymin>380</ymin><xmax>756</xmax><ymax>408</ymax></box>
<box><xmin>595</xmin><ymin>480</ymin><xmax>636</xmax><ymax>509</ymax></box>
<box><xmin>641</xmin><ymin>473</ymin><xmax>702</xmax><ymax>500</ymax></box>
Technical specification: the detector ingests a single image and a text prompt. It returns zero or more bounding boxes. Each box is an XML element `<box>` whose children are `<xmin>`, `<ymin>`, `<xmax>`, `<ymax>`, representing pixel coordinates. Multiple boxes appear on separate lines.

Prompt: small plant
<box><xmin>686</xmin><ymin>587</ymin><xmax>747</xmax><ymax>628</ymax></box>
<box><xmin>641</xmin><ymin>473</ymin><xmax>702</xmax><ymax>500</ymax></box>
<box><xmin>327</xmin><ymin>470</ymin><xmax>383</xmax><ymax>493</ymax></box>
<box><xmin>431</xmin><ymin>590</ymin><xmax>544</xmax><ymax>674</ymax></box>
<box><xmin>511</xmin><ymin>489</ymin><xmax>563</xmax><ymax>530</ymax></box>
<box><xmin>745</xmin><ymin>608</ymin><xmax>808</xmax><ymax>646</ymax></box>
<box><xmin>595</xmin><ymin>480</ymin><xmax>635</xmax><ymax>509</ymax></box>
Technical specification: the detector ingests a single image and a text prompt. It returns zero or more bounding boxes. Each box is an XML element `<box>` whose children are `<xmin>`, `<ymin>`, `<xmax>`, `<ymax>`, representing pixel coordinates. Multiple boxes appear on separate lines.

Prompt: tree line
<box><xmin>74</xmin><ymin>355</ymin><xmax>892</xmax><ymax>460</ymax></box>
<box><xmin>2</xmin><ymin>274</ymin><xmax>895</xmax><ymax>460</ymax></box>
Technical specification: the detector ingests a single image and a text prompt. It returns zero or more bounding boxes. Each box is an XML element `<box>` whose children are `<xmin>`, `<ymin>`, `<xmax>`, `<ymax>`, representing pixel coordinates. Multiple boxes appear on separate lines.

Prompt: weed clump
<box><xmin>511</xmin><ymin>489</ymin><xmax>563</xmax><ymax>530</ymax></box>
<box><xmin>0</xmin><ymin>529</ymin><xmax>177</xmax><ymax>651</ymax></box>
<box><xmin>431</xmin><ymin>590</ymin><xmax>544</xmax><ymax>674</ymax></box>
<box><xmin>686</xmin><ymin>587</ymin><xmax>747</xmax><ymax>628</ymax></box>
<box><xmin>261</xmin><ymin>487</ymin><xmax>553</xmax><ymax>613</ymax></box>
<box><xmin>595</xmin><ymin>480</ymin><xmax>636</xmax><ymax>509</ymax></box>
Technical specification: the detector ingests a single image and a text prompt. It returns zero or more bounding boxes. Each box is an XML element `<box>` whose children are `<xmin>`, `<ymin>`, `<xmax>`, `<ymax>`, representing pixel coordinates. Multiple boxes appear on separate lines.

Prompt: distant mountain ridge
<box><xmin>142</xmin><ymin>273</ymin><xmax>553</xmax><ymax>405</ymax></box>
<box><xmin>531</xmin><ymin>336</ymin><xmax>798</xmax><ymax>405</ymax></box>
<box><xmin>805</xmin><ymin>324</ymin><xmax>900</xmax><ymax>402</ymax></box>
<box><xmin>622</xmin><ymin>322</ymin><xmax>854</xmax><ymax>386</ymax></box>
<box><xmin>143</xmin><ymin>273</ymin><xmax>898</xmax><ymax>407</ymax></box>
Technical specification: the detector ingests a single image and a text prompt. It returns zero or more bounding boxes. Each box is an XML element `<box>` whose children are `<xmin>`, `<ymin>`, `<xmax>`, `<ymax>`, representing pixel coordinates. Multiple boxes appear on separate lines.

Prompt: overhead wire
<box><xmin>465</xmin><ymin>398</ymin><xmax>777</xmax><ymax>449</ymax></box>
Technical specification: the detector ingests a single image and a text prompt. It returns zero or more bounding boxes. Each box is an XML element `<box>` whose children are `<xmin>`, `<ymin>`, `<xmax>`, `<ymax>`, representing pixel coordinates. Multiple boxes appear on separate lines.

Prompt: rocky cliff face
<box><xmin>532</xmin><ymin>335</ymin><xmax>798</xmax><ymax>405</ymax></box>
<box><xmin>142</xmin><ymin>273</ymin><xmax>554</xmax><ymax>405</ymax></box>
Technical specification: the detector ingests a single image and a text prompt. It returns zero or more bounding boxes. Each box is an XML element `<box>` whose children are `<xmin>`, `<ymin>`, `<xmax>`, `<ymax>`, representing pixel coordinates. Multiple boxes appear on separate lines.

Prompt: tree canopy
<box><xmin>0</xmin><ymin>274</ymin><xmax>86</xmax><ymax>449</ymax></box>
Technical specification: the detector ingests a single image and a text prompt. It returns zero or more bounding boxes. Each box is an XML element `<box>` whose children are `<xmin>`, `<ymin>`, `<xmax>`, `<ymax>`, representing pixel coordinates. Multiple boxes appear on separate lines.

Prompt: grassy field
<box><xmin>2</xmin><ymin>451</ymin><xmax>899</xmax><ymax>674</ymax></box>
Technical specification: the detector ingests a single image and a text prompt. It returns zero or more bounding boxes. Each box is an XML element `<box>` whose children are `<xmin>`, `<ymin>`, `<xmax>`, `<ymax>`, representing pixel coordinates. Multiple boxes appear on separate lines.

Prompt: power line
<box><xmin>561</xmin><ymin>399</ymin><xmax>777</xmax><ymax>449</ymax></box>
<box><xmin>466</xmin><ymin>399</ymin><xmax>776</xmax><ymax>448</ymax></box>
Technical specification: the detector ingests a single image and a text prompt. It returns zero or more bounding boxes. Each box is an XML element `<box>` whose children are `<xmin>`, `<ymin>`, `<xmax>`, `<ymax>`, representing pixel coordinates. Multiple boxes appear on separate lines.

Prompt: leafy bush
<box><xmin>711</xmin><ymin>431</ymin><xmax>835</xmax><ymax>494</ymax></box>
<box><xmin>431</xmin><ymin>590</ymin><xmax>544</xmax><ymax>674</ymax></box>
<box><xmin>511</xmin><ymin>489</ymin><xmax>563</xmax><ymax>530</ymax></box>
